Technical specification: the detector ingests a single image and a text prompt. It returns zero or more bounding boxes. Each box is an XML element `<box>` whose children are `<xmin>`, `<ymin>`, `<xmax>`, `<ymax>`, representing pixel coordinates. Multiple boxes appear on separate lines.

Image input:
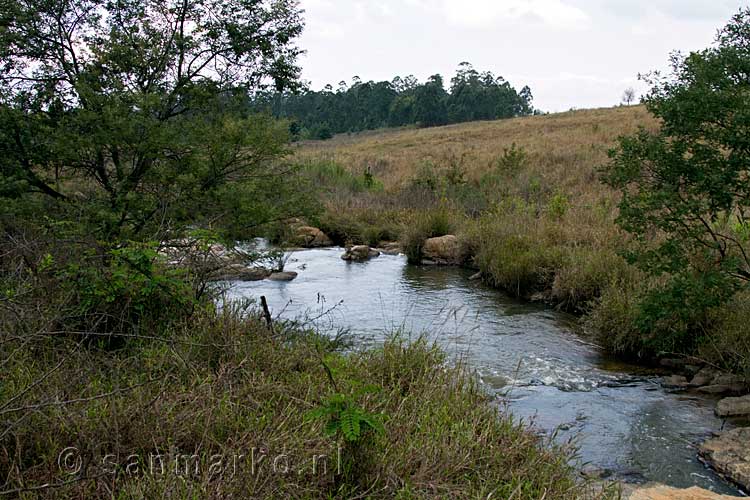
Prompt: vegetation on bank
<box><xmin>0</xmin><ymin>284</ymin><xmax>588</xmax><ymax>497</ymax></box>
<box><xmin>293</xmin><ymin>9</ymin><xmax>750</xmax><ymax>380</ymax></box>
<box><xmin>0</xmin><ymin>1</ymin><xmax>601</xmax><ymax>497</ymax></box>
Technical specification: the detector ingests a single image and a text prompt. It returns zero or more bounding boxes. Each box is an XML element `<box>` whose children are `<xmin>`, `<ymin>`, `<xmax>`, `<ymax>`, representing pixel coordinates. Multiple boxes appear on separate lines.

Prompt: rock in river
<box><xmin>698</xmin><ymin>427</ymin><xmax>750</xmax><ymax>492</ymax></box>
<box><xmin>292</xmin><ymin>226</ymin><xmax>333</xmax><ymax>248</ymax></box>
<box><xmin>715</xmin><ymin>394</ymin><xmax>750</xmax><ymax>418</ymax></box>
<box><xmin>341</xmin><ymin>245</ymin><xmax>380</xmax><ymax>261</ymax></box>
<box><xmin>422</xmin><ymin>235</ymin><xmax>462</xmax><ymax>265</ymax></box>
<box><xmin>661</xmin><ymin>375</ymin><xmax>690</xmax><ymax>390</ymax></box>
<box><xmin>377</xmin><ymin>241</ymin><xmax>402</xmax><ymax>255</ymax></box>
<box><xmin>268</xmin><ymin>271</ymin><xmax>298</xmax><ymax>281</ymax></box>
<box><xmin>213</xmin><ymin>264</ymin><xmax>270</xmax><ymax>281</ymax></box>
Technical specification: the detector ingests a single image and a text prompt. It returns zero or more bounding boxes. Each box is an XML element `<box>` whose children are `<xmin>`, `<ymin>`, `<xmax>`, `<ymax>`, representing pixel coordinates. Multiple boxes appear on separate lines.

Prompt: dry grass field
<box><xmin>296</xmin><ymin>105</ymin><xmax>656</xmax><ymax>200</ymax></box>
<box><xmin>289</xmin><ymin>106</ymin><xmax>749</xmax><ymax>376</ymax></box>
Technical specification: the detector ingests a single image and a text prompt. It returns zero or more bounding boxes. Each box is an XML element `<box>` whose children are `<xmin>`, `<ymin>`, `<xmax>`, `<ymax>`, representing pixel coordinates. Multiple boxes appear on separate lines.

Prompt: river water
<box><xmin>225</xmin><ymin>247</ymin><xmax>740</xmax><ymax>495</ymax></box>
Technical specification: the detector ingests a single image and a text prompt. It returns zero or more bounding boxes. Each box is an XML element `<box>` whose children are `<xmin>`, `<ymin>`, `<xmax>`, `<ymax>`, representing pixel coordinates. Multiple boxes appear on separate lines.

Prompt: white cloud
<box><xmin>297</xmin><ymin>0</ymin><xmax>745</xmax><ymax>110</ymax></box>
<box><xmin>442</xmin><ymin>0</ymin><xmax>590</xmax><ymax>29</ymax></box>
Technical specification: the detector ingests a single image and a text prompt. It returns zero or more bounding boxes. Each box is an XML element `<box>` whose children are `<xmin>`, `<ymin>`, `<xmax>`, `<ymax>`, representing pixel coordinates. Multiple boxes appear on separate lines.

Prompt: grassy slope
<box><xmin>295</xmin><ymin>106</ymin><xmax>654</xmax><ymax>310</ymax></box>
<box><xmin>292</xmin><ymin>106</ymin><xmax>749</xmax><ymax>376</ymax></box>
<box><xmin>297</xmin><ymin>105</ymin><xmax>655</xmax><ymax>198</ymax></box>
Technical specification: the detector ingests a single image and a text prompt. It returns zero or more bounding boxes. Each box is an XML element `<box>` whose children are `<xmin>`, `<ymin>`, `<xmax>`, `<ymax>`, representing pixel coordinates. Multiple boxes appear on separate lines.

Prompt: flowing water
<box><xmin>225</xmin><ymin>246</ymin><xmax>740</xmax><ymax>494</ymax></box>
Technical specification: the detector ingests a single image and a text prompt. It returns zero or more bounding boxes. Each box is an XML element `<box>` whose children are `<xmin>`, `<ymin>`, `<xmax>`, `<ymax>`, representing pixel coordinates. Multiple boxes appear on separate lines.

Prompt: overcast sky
<box><xmin>296</xmin><ymin>0</ymin><xmax>747</xmax><ymax>112</ymax></box>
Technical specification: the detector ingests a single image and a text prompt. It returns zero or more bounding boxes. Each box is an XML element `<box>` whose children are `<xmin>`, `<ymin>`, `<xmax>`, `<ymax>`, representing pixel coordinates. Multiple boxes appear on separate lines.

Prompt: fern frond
<box><xmin>340</xmin><ymin>407</ymin><xmax>361</xmax><ymax>441</ymax></box>
<box><xmin>324</xmin><ymin>419</ymin><xmax>339</xmax><ymax>436</ymax></box>
<box><xmin>359</xmin><ymin>412</ymin><xmax>385</xmax><ymax>435</ymax></box>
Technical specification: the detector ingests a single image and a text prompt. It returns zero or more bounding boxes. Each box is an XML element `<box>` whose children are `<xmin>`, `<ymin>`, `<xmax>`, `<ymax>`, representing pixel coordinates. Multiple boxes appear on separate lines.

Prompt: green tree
<box><xmin>0</xmin><ymin>0</ymin><xmax>307</xmax><ymax>241</ymax></box>
<box><xmin>413</xmin><ymin>74</ymin><xmax>448</xmax><ymax>127</ymax></box>
<box><xmin>603</xmin><ymin>8</ymin><xmax>750</xmax><ymax>348</ymax></box>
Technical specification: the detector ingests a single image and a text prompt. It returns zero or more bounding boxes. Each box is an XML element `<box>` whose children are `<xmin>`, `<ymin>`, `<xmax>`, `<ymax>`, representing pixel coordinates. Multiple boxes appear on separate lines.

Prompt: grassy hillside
<box><xmin>297</xmin><ymin>105</ymin><xmax>655</xmax><ymax>194</ymax></box>
<box><xmin>291</xmin><ymin>106</ymin><xmax>749</xmax><ymax>377</ymax></box>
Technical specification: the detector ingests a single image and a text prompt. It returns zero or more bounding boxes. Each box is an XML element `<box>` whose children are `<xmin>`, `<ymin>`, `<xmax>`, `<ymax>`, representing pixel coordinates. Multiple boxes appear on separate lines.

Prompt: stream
<box><xmin>224</xmin><ymin>246</ymin><xmax>740</xmax><ymax>495</ymax></box>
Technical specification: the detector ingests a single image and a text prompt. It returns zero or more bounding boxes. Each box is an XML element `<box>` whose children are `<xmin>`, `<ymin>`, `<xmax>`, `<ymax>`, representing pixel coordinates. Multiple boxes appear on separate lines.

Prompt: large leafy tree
<box><xmin>603</xmin><ymin>8</ymin><xmax>750</xmax><ymax>346</ymax></box>
<box><xmin>0</xmin><ymin>0</ymin><xmax>306</xmax><ymax>240</ymax></box>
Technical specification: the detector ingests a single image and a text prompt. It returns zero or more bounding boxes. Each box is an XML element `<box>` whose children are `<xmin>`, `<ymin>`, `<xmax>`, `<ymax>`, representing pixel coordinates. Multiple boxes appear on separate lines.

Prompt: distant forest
<box><xmin>252</xmin><ymin>62</ymin><xmax>535</xmax><ymax>140</ymax></box>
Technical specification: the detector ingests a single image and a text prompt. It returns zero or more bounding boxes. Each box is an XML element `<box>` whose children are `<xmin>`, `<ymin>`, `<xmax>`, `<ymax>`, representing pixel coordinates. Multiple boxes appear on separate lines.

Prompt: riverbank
<box><xmin>288</xmin><ymin>106</ymin><xmax>750</xmax><ymax>382</ymax></box>
<box><xmin>1</xmin><ymin>297</ymin><xmax>600</xmax><ymax>498</ymax></box>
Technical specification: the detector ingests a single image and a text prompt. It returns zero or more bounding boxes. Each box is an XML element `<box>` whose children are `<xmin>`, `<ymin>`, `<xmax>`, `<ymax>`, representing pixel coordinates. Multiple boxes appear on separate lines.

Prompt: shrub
<box><xmin>60</xmin><ymin>243</ymin><xmax>197</xmax><ymax>340</ymax></box>
<box><xmin>552</xmin><ymin>248</ymin><xmax>632</xmax><ymax>312</ymax></box>
<box><xmin>316</xmin><ymin>208</ymin><xmax>403</xmax><ymax>246</ymax></box>
<box><xmin>475</xmin><ymin>233</ymin><xmax>564</xmax><ymax>297</ymax></box>
<box><xmin>469</xmin><ymin>206</ymin><xmax>565</xmax><ymax>297</ymax></box>
<box><xmin>586</xmin><ymin>267</ymin><xmax>740</xmax><ymax>361</ymax></box>
<box><xmin>585</xmin><ymin>279</ymin><xmax>647</xmax><ymax>357</ymax></box>
<box><xmin>701</xmin><ymin>291</ymin><xmax>750</xmax><ymax>380</ymax></box>
<box><xmin>547</xmin><ymin>192</ymin><xmax>570</xmax><ymax>219</ymax></box>
<box><xmin>410</xmin><ymin>161</ymin><xmax>442</xmax><ymax>192</ymax></box>
<box><xmin>495</xmin><ymin>143</ymin><xmax>527</xmax><ymax>175</ymax></box>
<box><xmin>401</xmin><ymin>207</ymin><xmax>457</xmax><ymax>264</ymax></box>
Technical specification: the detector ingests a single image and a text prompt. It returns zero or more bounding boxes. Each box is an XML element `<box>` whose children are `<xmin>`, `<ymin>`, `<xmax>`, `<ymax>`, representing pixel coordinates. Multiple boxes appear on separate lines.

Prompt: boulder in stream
<box><xmin>661</xmin><ymin>375</ymin><xmax>690</xmax><ymax>390</ymax></box>
<box><xmin>341</xmin><ymin>245</ymin><xmax>380</xmax><ymax>261</ymax></box>
<box><xmin>697</xmin><ymin>384</ymin><xmax>746</xmax><ymax>396</ymax></box>
<box><xmin>698</xmin><ymin>427</ymin><xmax>750</xmax><ymax>492</ymax></box>
<box><xmin>292</xmin><ymin>226</ymin><xmax>333</xmax><ymax>248</ymax></box>
<box><xmin>268</xmin><ymin>271</ymin><xmax>298</xmax><ymax>281</ymax></box>
<box><xmin>715</xmin><ymin>394</ymin><xmax>750</xmax><ymax>418</ymax></box>
<box><xmin>422</xmin><ymin>235</ymin><xmax>462</xmax><ymax>265</ymax></box>
<box><xmin>213</xmin><ymin>264</ymin><xmax>271</xmax><ymax>281</ymax></box>
<box><xmin>689</xmin><ymin>367</ymin><xmax>722</xmax><ymax>387</ymax></box>
<box><xmin>377</xmin><ymin>241</ymin><xmax>402</xmax><ymax>255</ymax></box>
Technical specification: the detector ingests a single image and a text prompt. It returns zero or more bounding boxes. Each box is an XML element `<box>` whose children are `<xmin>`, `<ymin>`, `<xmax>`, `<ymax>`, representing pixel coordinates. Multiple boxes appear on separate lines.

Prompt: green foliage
<box><xmin>478</xmin><ymin>143</ymin><xmax>528</xmax><ymax>199</ymax></box>
<box><xmin>633</xmin><ymin>270</ymin><xmax>738</xmax><ymax>354</ymax></box>
<box><xmin>401</xmin><ymin>207</ymin><xmax>456</xmax><ymax>264</ymax></box>
<box><xmin>602</xmin><ymin>9</ymin><xmax>750</xmax><ymax>351</ymax></box>
<box><xmin>311</xmin><ymin>123</ymin><xmax>334</xmax><ymax>140</ymax></box>
<box><xmin>0</xmin><ymin>0</ymin><xmax>306</xmax><ymax>242</ymax></box>
<box><xmin>59</xmin><ymin>242</ymin><xmax>195</xmax><ymax>337</ymax></box>
<box><xmin>306</xmin><ymin>393</ymin><xmax>385</xmax><ymax>442</ymax></box>
<box><xmin>585</xmin><ymin>279</ymin><xmax>646</xmax><ymax>356</ymax></box>
<box><xmin>547</xmin><ymin>192</ymin><xmax>569</xmax><ymax>219</ymax></box>
<box><xmin>701</xmin><ymin>291</ymin><xmax>750</xmax><ymax>380</ymax></box>
<box><xmin>495</xmin><ymin>143</ymin><xmax>528</xmax><ymax>175</ymax></box>
<box><xmin>475</xmin><ymin>233</ymin><xmax>563</xmax><ymax>297</ymax></box>
<box><xmin>410</xmin><ymin>161</ymin><xmax>442</xmax><ymax>192</ymax></box>
<box><xmin>552</xmin><ymin>248</ymin><xmax>632</xmax><ymax>312</ymax></box>
<box><xmin>444</xmin><ymin>153</ymin><xmax>468</xmax><ymax>186</ymax></box>
<box><xmin>604</xmin><ymin>9</ymin><xmax>750</xmax><ymax>284</ymax></box>
<box><xmin>316</xmin><ymin>209</ymin><xmax>402</xmax><ymax>246</ymax></box>
<box><xmin>363</xmin><ymin>167</ymin><xmax>375</xmax><ymax>189</ymax></box>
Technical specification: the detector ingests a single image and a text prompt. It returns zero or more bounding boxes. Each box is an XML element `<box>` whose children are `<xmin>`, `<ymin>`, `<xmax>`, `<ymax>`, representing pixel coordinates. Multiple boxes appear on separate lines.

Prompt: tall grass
<box><xmin>401</xmin><ymin>205</ymin><xmax>458</xmax><ymax>264</ymax></box>
<box><xmin>0</xmin><ymin>303</ymin><xmax>596</xmax><ymax>498</ymax></box>
<box><xmin>294</xmin><ymin>105</ymin><xmax>750</xmax><ymax>374</ymax></box>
